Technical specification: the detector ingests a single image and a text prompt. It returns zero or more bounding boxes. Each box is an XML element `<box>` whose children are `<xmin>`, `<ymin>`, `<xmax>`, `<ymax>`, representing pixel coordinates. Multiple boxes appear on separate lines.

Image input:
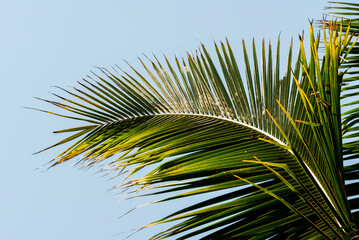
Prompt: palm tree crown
<box><xmin>36</xmin><ymin>1</ymin><xmax>359</xmax><ymax>239</ymax></box>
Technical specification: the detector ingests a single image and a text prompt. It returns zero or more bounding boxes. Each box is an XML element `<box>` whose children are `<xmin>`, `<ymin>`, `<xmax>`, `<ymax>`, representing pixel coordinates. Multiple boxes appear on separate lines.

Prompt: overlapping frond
<box><xmin>37</xmin><ymin>22</ymin><xmax>358</xmax><ymax>239</ymax></box>
<box><xmin>326</xmin><ymin>1</ymin><xmax>359</xmax><ymax>227</ymax></box>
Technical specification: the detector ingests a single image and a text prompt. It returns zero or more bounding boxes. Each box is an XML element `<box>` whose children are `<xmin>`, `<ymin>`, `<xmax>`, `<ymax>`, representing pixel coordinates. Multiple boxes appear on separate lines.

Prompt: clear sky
<box><xmin>1</xmin><ymin>0</ymin><xmax>329</xmax><ymax>239</ymax></box>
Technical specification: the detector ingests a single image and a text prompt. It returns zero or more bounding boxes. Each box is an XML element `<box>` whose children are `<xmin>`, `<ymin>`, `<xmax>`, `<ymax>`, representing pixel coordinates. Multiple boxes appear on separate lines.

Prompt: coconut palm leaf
<box><xmin>36</xmin><ymin>22</ymin><xmax>359</xmax><ymax>239</ymax></box>
<box><xmin>325</xmin><ymin>1</ymin><xmax>359</xmax><ymax>229</ymax></box>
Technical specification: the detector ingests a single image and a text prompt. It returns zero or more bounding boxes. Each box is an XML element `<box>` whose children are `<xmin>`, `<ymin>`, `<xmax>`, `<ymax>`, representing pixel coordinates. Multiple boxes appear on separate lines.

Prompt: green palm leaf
<box><xmin>36</xmin><ymin>21</ymin><xmax>359</xmax><ymax>239</ymax></box>
<box><xmin>325</xmin><ymin>1</ymin><xmax>359</xmax><ymax>229</ymax></box>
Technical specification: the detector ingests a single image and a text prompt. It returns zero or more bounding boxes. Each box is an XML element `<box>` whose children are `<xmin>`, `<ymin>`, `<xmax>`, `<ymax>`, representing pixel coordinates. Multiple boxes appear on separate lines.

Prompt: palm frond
<box><xmin>325</xmin><ymin>1</ymin><xmax>359</xmax><ymax>230</ymax></box>
<box><xmin>37</xmin><ymin>22</ymin><xmax>358</xmax><ymax>239</ymax></box>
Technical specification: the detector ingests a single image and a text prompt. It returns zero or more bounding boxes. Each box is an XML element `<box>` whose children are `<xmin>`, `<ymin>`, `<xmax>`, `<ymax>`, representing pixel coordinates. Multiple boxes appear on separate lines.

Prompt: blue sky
<box><xmin>1</xmin><ymin>0</ymin><xmax>329</xmax><ymax>239</ymax></box>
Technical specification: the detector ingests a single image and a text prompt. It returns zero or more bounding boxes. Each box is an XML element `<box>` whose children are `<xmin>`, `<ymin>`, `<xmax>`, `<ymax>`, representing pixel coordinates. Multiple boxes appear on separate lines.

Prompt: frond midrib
<box><xmin>105</xmin><ymin>112</ymin><xmax>288</xmax><ymax>146</ymax></box>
